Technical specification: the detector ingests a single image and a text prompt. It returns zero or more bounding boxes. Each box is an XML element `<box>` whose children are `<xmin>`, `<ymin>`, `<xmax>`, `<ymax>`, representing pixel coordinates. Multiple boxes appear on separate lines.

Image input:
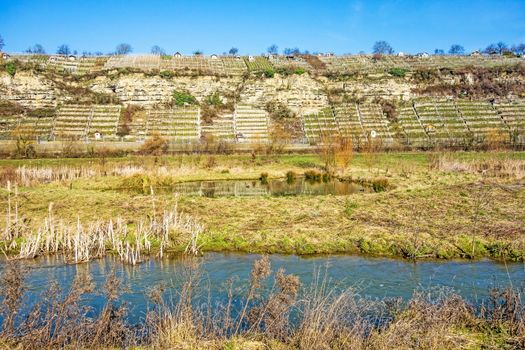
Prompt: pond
<box><xmin>1</xmin><ymin>253</ymin><xmax>523</xmax><ymax>324</ymax></box>
<box><xmin>167</xmin><ymin>177</ymin><xmax>369</xmax><ymax>197</ymax></box>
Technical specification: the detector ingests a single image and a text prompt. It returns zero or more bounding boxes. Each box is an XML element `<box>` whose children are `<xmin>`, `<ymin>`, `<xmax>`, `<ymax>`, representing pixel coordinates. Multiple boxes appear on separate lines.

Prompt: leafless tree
<box><xmin>372</xmin><ymin>41</ymin><xmax>394</xmax><ymax>54</ymax></box>
<box><xmin>116</xmin><ymin>43</ymin><xmax>132</xmax><ymax>55</ymax></box>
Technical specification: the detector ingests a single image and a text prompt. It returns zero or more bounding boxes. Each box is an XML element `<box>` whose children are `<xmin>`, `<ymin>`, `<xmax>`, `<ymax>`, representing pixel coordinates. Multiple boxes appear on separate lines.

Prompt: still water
<box><xmin>168</xmin><ymin>178</ymin><xmax>368</xmax><ymax>197</ymax></box>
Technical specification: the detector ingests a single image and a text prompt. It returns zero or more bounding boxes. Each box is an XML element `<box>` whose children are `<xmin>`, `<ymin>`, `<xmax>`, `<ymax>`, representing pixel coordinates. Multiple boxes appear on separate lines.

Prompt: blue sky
<box><xmin>1</xmin><ymin>0</ymin><xmax>524</xmax><ymax>55</ymax></box>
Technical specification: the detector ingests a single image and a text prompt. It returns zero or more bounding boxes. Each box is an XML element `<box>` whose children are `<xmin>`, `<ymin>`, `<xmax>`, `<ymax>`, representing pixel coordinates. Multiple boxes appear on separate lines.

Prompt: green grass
<box><xmin>1</xmin><ymin>151</ymin><xmax>523</xmax><ymax>260</ymax></box>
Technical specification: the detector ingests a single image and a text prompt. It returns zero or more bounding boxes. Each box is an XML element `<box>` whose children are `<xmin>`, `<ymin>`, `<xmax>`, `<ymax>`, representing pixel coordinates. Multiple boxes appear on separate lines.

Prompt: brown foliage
<box><xmin>413</xmin><ymin>64</ymin><xmax>525</xmax><ymax>98</ymax></box>
<box><xmin>139</xmin><ymin>134</ymin><xmax>169</xmax><ymax>155</ymax></box>
<box><xmin>0</xmin><ymin>100</ymin><xmax>25</xmax><ymax>117</ymax></box>
<box><xmin>118</xmin><ymin>105</ymin><xmax>143</xmax><ymax>136</ymax></box>
<box><xmin>303</xmin><ymin>55</ymin><xmax>327</xmax><ymax>71</ymax></box>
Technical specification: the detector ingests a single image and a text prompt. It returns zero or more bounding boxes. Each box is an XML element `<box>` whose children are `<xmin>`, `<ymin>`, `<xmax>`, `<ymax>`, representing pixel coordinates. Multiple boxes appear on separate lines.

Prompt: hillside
<box><xmin>1</xmin><ymin>53</ymin><xmax>524</xmax><ymax>150</ymax></box>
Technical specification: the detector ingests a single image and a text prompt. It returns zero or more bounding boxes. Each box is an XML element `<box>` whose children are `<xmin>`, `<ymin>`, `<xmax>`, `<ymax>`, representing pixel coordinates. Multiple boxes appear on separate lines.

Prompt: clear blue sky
<box><xmin>1</xmin><ymin>0</ymin><xmax>524</xmax><ymax>55</ymax></box>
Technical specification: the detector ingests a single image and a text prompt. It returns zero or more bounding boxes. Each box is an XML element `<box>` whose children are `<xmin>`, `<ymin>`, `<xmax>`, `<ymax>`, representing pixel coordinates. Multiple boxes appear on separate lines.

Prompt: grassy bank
<box><xmin>0</xmin><ymin>151</ymin><xmax>524</xmax><ymax>260</ymax></box>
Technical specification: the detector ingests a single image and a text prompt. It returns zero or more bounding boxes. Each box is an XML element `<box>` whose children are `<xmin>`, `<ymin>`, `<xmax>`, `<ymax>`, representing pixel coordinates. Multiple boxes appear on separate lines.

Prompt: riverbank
<box><xmin>0</xmin><ymin>151</ymin><xmax>524</xmax><ymax>261</ymax></box>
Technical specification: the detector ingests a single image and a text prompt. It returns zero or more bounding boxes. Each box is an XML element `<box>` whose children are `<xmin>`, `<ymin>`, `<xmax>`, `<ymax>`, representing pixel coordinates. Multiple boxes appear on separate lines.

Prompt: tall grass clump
<box><xmin>2</xmin><ymin>200</ymin><xmax>203</xmax><ymax>264</ymax></box>
<box><xmin>430</xmin><ymin>153</ymin><xmax>525</xmax><ymax>179</ymax></box>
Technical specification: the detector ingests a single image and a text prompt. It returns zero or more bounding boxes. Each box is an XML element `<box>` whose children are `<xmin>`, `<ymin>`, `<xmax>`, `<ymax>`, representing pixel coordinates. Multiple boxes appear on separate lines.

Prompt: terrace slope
<box><xmin>0</xmin><ymin>54</ymin><xmax>524</xmax><ymax>149</ymax></box>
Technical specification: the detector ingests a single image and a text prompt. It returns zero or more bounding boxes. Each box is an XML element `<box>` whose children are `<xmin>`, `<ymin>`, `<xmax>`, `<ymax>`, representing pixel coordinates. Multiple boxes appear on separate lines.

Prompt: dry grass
<box><xmin>1</xmin><ymin>196</ymin><xmax>203</xmax><ymax>264</ymax></box>
<box><xmin>430</xmin><ymin>153</ymin><xmax>525</xmax><ymax>179</ymax></box>
<box><xmin>0</xmin><ymin>152</ymin><xmax>523</xmax><ymax>260</ymax></box>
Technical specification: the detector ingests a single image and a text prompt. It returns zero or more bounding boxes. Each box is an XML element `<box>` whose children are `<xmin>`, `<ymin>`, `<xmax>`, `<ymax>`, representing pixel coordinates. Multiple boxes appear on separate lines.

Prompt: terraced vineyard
<box><xmin>396</xmin><ymin>105</ymin><xmax>428</xmax><ymax>147</ymax></box>
<box><xmin>303</xmin><ymin>108</ymin><xmax>339</xmax><ymax>143</ymax></box>
<box><xmin>201</xmin><ymin>114</ymin><xmax>235</xmax><ymax>141</ymax></box>
<box><xmin>319</xmin><ymin>55</ymin><xmax>524</xmax><ymax>74</ymax></box>
<box><xmin>333</xmin><ymin>103</ymin><xmax>366</xmax><ymax>143</ymax></box>
<box><xmin>244</xmin><ymin>57</ymin><xmax>273</xmax><ymax>72</ymax></box>
<box><xmin>0</xmin><ymin>113</ymin><xmax>22</xmax><ymax>139</ymax></box>
<box><xmin>144</xmin><ymin>107</ymin><xmax>200</xmax><ymax>141</ymax></box>
<box><xmin>17</xmin><ymin>114</ymin><xmax>54</xmax><ymax>140</ymax></box>
<box><xmin>358</xmin><ymin>103</ymin><xmax>394</xmax><ymax>146</ymax></box>
<box><xmin>87</xmin><ymin>105</ymin><xmax>121</xmax><ymax>139</ymax></box>
<box><xmin>6</xmin><ymin>53</ymin><xmax>523</xmax><ymax>78</ymax></box>
<box><xmin>234</xmin><ymin>105</ymin><xmax>269</xmax><ymax>143</ymax></box>
<box><xmin>495</xmin><ymin>102</ymin><xmax>525</xmax><ymax>145</ymax></box>
<box><xmin>456</xmin><ymin>101</ymin><xmax>507</xmax><ymax>141</ymax></box>
<box><xmin>269</xmin><ymin>56</ymin><xmax>312</xmax><ymax>71</ymax></box>
<box><xmin>53</xmin><ymin>104</ymin><xmax>91</xmax><ymax>139</ymax></box>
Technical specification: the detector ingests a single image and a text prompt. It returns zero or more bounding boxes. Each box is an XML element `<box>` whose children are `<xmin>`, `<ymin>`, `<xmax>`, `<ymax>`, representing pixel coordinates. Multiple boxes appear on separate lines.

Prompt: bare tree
<box><xmin>57</xmin><ymin>44</ymin><xmax>71</xmax><ymax>55</ymax></box>
<box><xmin>484</xmin><ymin>42</ymin><xmax>508</xmax><ymax>55</ymax></box>
<box><xmin>372</xmin><ymin>41</ymin><xmax>394</xmax><ymax>55</ymax></box>
<box><xmin>496</xmin><ymin>41</ymin><xmax>509</xmax><ymax>54</ymax></box>
<box><xmin>283</xmin><ymin>47</ymin><xmax>301</xmax><ymax>55</ymax></box>
<box><xmin>150</xmin><ymin>45</ymin><xmax>166</xmax><ymax>55</ymax></box>
<box><xmin>483</xmin><ymin>43</ymin><xmax>498</xmax><ymax>54</ymax></box>
<box><xmin>267</xmin><ymin>44</ymin><xmax>278</xmax><ymax>55</ymax></box>
<box><xmin>115</xmin><ymin>43</ymin><xmax>132</xmax><ymax>55</ymax></box>
<box><xmin>26</xmin><ymin>44</ymin><xmax>45</xmax><ymax>54</ymax></box>
<box><xmin>228</xmin><ymin>47</ymin><xmax>238</xmax><ymax>55</ymax></box>
<box><xmin>34</xmin><ymin>44</ymin><xmax>45</xmax><ymax>54</ymax></box>
<box><xmin>448</xmin><ymin>44</ymin><xmax>465</xmax><ymax>55</ymax></box>
<box><xmin>511</xmin><ymin>43</ymin><xmax>525</xmax><ymax>55</ymax></box>
<box><xmin>0</xmin><ymin>34</ymin><xmax>4</xmax><ymax>51</ymax></box>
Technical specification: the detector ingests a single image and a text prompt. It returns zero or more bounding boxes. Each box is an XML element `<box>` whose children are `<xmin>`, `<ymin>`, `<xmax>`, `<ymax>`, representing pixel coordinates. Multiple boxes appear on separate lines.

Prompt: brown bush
<box><xmin>139</xmin><ymin>134</ymin><xmax>169</xmax><ymax>155</ymax></box>
<box><xmin>118</xmin><ymin>105</ymin><xmax>143</xmax><ymax>136</ymax></box>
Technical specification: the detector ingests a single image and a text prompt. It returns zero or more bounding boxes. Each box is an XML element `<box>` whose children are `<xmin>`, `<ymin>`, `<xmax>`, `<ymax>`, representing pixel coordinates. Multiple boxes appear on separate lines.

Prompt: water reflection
<box><xmin>169</xmin><ymin>178</ymin><xmax>368</xmax><ymax>197</ymax></box>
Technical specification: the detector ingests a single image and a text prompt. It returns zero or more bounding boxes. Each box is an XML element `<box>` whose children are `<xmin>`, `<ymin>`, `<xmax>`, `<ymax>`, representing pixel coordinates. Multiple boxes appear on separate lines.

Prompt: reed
<box><xmin>6</xmin><ymin>199</ymin><xmax>204</xmax><ymax>264</ymax></box>
<box><xmin>430</xmin><ymin>153</ymin><xmax>525</xmax><ymax>179</ymax></box>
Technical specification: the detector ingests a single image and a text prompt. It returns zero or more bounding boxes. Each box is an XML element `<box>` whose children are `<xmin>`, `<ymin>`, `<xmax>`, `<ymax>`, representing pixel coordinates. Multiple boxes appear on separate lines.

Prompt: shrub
<box><xmin>0</xmin><ymin>101</ymin><xmax>25</xmax><ymax>116</ymax></box>
<box><xmin>206</xmin><ymin>91</ymin><xmax>223</xmax><ymax>106</ymax></box>
<box><xmin>263</xmin><ymin>68</ymin><xmax>275</xmax><ymax>78</ymax></box>
<box><xmin>304</xmin><ymin>170</ymin><xmax>322</xmax><ymax>181</ymax></box>
<box><xmin>259</xmin><ymin>172</ymin><xmax>269</xmax><ymax>184</ymax></box>
<box><xmin>371</xmin><ymin>177</ymin><xmax>389</xmax><ymax>192</ymax></box>
<box><xmin>172</xmin><ymin>90</ymin><xmax>197</xmax><ymax>106</ymax></box>
<box><xmin>388</xmin><ymin>67</ymin><xmax>407</xmax><ymax>77</ymax></box>
<box><xmin>139</xmin><ymin>134</ymin><xmax>169</xmax><ymax>155</ymax></box>
<box><xmin>27</xmin><ymin>108</ymin><xmax>55</xmax><ymax>119</ymax></box>
<box><xmin>322</xmin><ymin>172</ymin><xmax>332</xmax><ymax>182</ymax></box>
<box><xmin>159</xmin><ymin>70</ymin><xmax>174</xmax><ymax>79</ymax></box>
<box><xmin>265</xmin><ymin>101</ymin><xmax>295</xmax><ymax>121</ymax></box>
<box><xmin>411</xmin><ymin>68</ymin><xmax>438</xmax><ymax>83</ymax></box>
<box><xmin>5</xmin><ymin>62</ymin><xmax>16</xmax><ymax>77</ymax></box>
<box><xmin>294</xmin><ymin>67</ymin><xmax>306</xmax><ymax>75</ymax></box>
<box><xmin>303</xmin><ymin>55</ymin><xmax>327</xmax><ymax>70</ymax></box>
<box><xmin>118</xmin><ymin>105</ymin><xmax>143</xmax><ymax>137</ymax></box>
<box><xmin>374</xmin><ymin>99</ymin><xmax>397</xmax><ymax>120</ymax></box>
<box><xmin>285</xmin><ymin>170</ymin><xmax>297</xmax><ymax>183</ymax></box>
<box><xmin>200</xmin><ymin>105</ymin><xmax>218</xmax><ymax>124</ymax></box>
